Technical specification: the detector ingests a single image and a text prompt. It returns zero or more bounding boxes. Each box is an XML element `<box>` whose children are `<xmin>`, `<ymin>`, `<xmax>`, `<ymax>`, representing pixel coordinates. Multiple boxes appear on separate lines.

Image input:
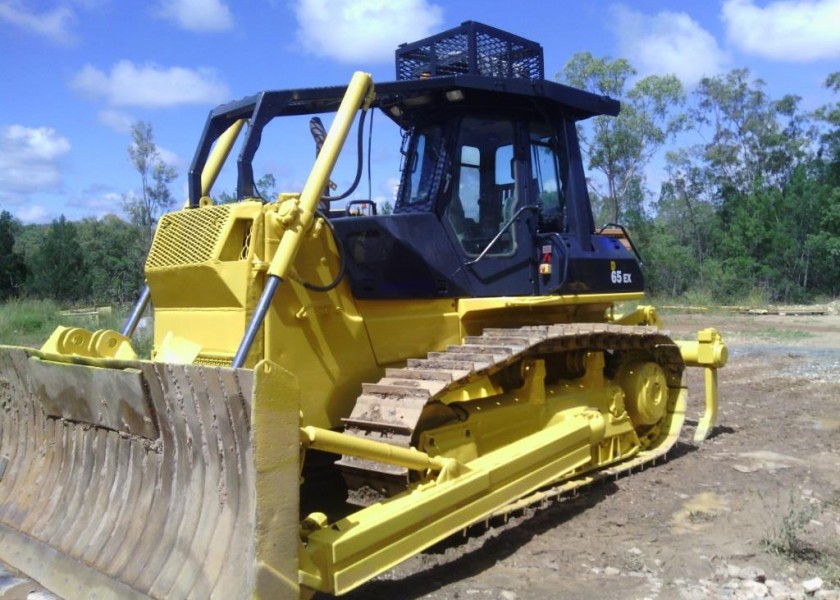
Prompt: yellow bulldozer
<box><xmin>0</xmin><ymin>22</ymin><xmax>727</xmax><ymax>599</ymax></box>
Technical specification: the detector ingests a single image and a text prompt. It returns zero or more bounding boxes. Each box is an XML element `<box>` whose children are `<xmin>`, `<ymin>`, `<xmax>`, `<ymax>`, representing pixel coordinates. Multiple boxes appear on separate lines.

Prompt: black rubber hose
<box><xmin>298</xmin><ymin>210</ymin><xmax>347</xmax><ymax>292</ymax></box>
<box><xmin>322</xmin><ymin>109</ymin><xmax>368</xmax><ymax>202</ymax></box>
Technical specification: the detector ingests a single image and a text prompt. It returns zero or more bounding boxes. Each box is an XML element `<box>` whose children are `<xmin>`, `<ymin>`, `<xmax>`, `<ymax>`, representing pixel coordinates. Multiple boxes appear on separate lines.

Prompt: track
<box><xmin>338</xmin><ymin>323</ymin><xmax>686</xmax><ymax>505</ymax></box>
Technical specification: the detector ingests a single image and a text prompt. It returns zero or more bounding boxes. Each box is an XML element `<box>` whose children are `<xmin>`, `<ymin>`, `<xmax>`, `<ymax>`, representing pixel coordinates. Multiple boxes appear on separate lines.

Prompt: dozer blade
<box><xmin>0</xmin><ymin>347</ymin><xmax>300</xmax><ymax>600</ymax></box>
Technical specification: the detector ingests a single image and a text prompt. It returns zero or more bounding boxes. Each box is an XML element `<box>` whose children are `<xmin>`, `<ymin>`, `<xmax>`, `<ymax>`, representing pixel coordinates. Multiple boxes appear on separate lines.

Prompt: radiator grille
<box><xmin>147</xmin><ymin>205</ymin><xmax>232</xmax><ymax>269</ymax></box>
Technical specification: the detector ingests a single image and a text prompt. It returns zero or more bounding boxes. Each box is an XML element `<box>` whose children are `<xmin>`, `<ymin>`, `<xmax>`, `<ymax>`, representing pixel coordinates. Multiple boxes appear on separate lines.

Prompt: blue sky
<box><xmin>1</xmin><ymin>0</ymin><xmax>839</xmax><ymax>224</ymax></box>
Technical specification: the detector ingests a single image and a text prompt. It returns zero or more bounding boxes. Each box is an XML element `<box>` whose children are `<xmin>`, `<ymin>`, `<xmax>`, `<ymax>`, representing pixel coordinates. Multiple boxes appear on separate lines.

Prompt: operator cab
<box><xmin>364</xmin><ymin>100</ymin><xmax>575</xmax><ymax>298</ymax></box>
<box><xmin>186</xmin><ymin>21</ymin><xmax>644</xmax><ymax>299</ymax></box>
<box><xmin>335</xmin><ymin>22</ymin><xmax>642</xmax><ymax>298</ymax></box>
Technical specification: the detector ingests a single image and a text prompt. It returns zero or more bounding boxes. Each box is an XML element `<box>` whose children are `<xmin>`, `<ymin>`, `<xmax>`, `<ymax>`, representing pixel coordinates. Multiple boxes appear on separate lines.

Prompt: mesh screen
<box><xmin>146</xmin><ymin>205</ymin><xmax>232</xmax><ymax>269</ymax></box>
<box><xmin>397</xmin><ymin>23</ymin><xmax>542</xmax><ymax>81</ymax></box>
<box><xmin>475</xmin><ymin>32</ymin><xmax>541</xmax><ymax>79</ymax></box>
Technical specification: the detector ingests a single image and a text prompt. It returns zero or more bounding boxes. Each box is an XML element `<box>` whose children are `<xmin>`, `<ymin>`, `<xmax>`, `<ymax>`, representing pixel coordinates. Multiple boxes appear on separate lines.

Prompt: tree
<box><xmin>28</xmin><ymin>216</ymin><xmax>88</xmax><ymax>302</ymax></box>
<box><xmin>672</xmin><ymin>69</ymin><xmax>824</xmax><ymax>301</ymax></box>
<box><xmin>125</xmin><ymin>121</ymin><xmax>178</xmax><ymax>249</ymax></box>
<box><xmin>817</xmin><ymin>72</ymin><xmax>840</xmax><ymax>183</ymax></box>
<box><xmin>804</xmin><ymin>187</ymin><xmax>840</xmax><ymax>295</ymax></box>
<box><xmin>0</xmin><ymin>211</ymin><xmax>27</xmax><ymax>300</ymax></box>
<box><xmin>690</xmin><ymin>70</ymin><xmax>812</xmax><ymax>200</ymax></box>
<box><xmin>77</xmin><ymin>216</ymin><xmax>146</xmax><ymax>304</ymax></box>
<box><xmin>560</xmin><ymin>53</ymin><xmax>686</xmax><ymax>223</ymax></box>
<box><xmin>806</xmin><ymin>72</ymin><xmax>840</xmax><ymax>296</ymax></box>
<box><xmin>557</xmin><ymin>59</ymin><xmax>839</xmax><ymax>302</ymax></box>
<box><xmin>658</xmin><ymin>149</ymin><xmax>718</xmax><ymax>261</ymax></box>
<box><xmin>218</xmin><ymin>173</ymin><xmax>278</xmax><ymax>204</ymax></box>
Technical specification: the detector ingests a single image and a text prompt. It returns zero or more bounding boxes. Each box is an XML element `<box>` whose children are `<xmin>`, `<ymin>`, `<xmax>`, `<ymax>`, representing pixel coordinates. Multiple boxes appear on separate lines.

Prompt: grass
<box><xmin>646</xmin><ymin>287</ymin><xmax>828</xmax><ymax>313</ymax></box>
<box><xmin>761</xmin><ymin>492</ymin><xmax>820</xmax><ymax>561</ymax></box>
<box><xmin>760</xmin><ymin>491</ymin><xmax>840</xmax><ymax>587</ymax></box>
<box><xmin>131</xmin><ymin>328</ymin><xmax>154</xmax><ymax>359</ymax></box>
<box><xmin>0</xmin><ymin>298</ymin><xmax>64</xmax><ymax>347</ymax></box>
<box><xmin>0</xmin><ymin>298</ymin><xmax>153</xmax><ymax>358</ymax></box>
<box><xmin>750</xmin><ymin>327</ymin><xmax>816</xmax><ymax>341</ymax></box>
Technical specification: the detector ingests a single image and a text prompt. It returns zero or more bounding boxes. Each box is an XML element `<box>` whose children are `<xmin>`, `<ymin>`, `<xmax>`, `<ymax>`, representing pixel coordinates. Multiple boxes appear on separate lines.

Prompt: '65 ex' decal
<box><xmin>610</xmin><ymin>261</ymin><xmax>632</xmax><ymax>284</ymax></box>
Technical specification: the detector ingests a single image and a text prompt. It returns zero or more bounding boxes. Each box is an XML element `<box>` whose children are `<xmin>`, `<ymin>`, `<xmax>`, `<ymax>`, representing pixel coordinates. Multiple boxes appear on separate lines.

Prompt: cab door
<box><xmin>442</xmin><ymin>116</ymin><xmax>538</xmax><ymax>296</ymax></box>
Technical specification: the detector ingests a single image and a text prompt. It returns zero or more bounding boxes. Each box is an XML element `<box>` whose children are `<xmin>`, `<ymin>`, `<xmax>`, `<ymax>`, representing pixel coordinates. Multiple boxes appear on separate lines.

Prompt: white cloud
<box><xmin>67</xmin><ymin>185</ymin><xmax>125</xmax><ymax>217</ymax></box>
<box><xmin>293</xmin><ymin>0</ymin><xmax>444</xmax><ymax>63</ymax></box>
<box><xmin>156</xmin><ymin>145</ymin><xmax>183</xmax><ymax>169</ymax></box>
<box><xmin>15</xmin><ymin>204</ymin><xmax>50</xmax><ymax>224</ymax></box>
<box><xmin>0</xmin><ymin>125</ymin><xmax>71</xmax><ymax>199</ymax></box>
<box><xmin>0</xmin><ymin>1</ymin><xmax>76</xmax><ymax>43</ymax></box>
<box><xmin>98</xmin><ymin>109</ymin><xmax>134</xmax><ymax>133</ymax></box>
<box><xmin>126</xmin><ymin>141</ymin><xmax>183</xmax><ymax>170</ymax></box>
<box><xmin>382</xmin><ymin>176</ymin><xmax>400</xmax><ymax>203</ymax></box>
<box><xmin>71</xmin><ymin>61</ymin><xmax>229</xmax><ymax>108</ymax></box>
<box><xmin>610</xmin><ymin>5</ymin><xmax>729</xmax><ymax>87</ymax></box>
<box><xmin>155</xmin><ymin>0</ymin><xmax>233</xmax><ymax>32</ymax></box>
<box><xmin>722</xmin><ymin>0</ymin><xmax>840</xmax><ymax>62</ymax></box>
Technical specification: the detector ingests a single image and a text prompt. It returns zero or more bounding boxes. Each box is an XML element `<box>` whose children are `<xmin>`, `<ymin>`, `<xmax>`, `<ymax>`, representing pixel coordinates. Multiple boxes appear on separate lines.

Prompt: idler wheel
<box><xmin>616</xmin><ymin>361</ymin><xmax>668</xmax><ymax>426</ymax></box>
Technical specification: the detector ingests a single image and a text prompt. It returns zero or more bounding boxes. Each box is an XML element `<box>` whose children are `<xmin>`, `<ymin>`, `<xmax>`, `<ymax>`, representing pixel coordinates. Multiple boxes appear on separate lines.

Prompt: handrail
<box><xmin>464</xmin><ymin>205</ymin><xmax>539</xmax><ymax>267</ymax></box>
<box><xmin>597</xmin><ymin>222</ymin><xmax>644</xmax><ymax>265</ymax></box>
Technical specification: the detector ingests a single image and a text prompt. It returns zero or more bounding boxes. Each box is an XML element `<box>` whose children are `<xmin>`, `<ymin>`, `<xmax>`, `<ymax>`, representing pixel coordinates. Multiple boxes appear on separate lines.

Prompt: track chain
<box><xmin>337</xmin><ymin>323</ymin><xmax>685</xmax><ymax>502</ymax></box>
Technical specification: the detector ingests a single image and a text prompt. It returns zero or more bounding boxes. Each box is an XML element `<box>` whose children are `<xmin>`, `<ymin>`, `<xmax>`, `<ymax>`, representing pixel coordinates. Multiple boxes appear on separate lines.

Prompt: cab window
<box><xmin>395</xmin><ymin>125</ymin><xmax>446</xmax><ymax>213</ymax></box>
<box><xmin>529</xmin><ymin>123</ymin><xmax>565</xmax><ymax>232</ymax></box>
<box><xmin>445</xmin><ymin>117</ymin><xmax>518</xmax><ymax>256</ymax></box>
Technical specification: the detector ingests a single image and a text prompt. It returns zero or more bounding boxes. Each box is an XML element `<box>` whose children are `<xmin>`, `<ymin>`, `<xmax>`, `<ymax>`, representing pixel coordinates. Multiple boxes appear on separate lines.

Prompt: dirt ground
<box><xmin>2</xmin><ymin>310</ymin><xmax>839</xmax><ymax>599</ymax></box>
